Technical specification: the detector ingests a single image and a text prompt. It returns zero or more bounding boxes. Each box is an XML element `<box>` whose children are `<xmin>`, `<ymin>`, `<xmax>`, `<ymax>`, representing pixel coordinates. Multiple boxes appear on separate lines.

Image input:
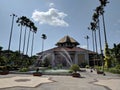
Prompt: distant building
<box><xmin>37</xmin><ymin>35</ymin><xmax>100</xmax><ymax>67</ymax></box>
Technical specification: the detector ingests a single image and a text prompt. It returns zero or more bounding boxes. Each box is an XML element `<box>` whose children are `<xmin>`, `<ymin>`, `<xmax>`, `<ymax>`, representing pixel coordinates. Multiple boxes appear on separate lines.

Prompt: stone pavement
<box><xmin>0</xmin><ymin>69</ymin><xmax>120</xmax><ymax>90</ymax></box>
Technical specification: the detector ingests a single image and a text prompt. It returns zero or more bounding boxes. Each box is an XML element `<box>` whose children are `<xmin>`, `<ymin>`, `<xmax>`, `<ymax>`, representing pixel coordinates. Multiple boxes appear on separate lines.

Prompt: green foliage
<box><xmin>70</xmin><ymin>64</ymin><xmax>80</xmax><ymax>73</ymax></box>
<box><xmin>80</xmin><ymin>62</ymin><xmax>87</xmax><ymax>68</ymax></box>
<box><xmin>85</xmin><ymin>65</ymin><xmax>90</xmax><ymax>68</ymax></box>
<box><xmin>0</xmin><ymin>44</ymin><xmax>39</xmax><ymax>71</ymax></box>
<box><xmin>108</xmin><ymin>68</ymin><xmax>120</xmax><ymax>74</ymax></box>
<box><xmin>68</xmin><ymin>70</ymin><xmax>73</xmax><ymax>73</ymax></box>
<box><xmin>104</xmin><ymin>44</ymin><xmax>112</xmax><ymax>68</ymax></box>
<box><xmin>19</xmin><ymin>67</ymin><xmax>28</xmax><ymax>72</ymax></box>
<box><xmin>115</xmin><ymin>65</ymin><xmax>120</xmax><ymax>70</ymax></box>
<box><xmin>57</xmin><ymin>64</ymin><xmax>63</xmax><ymax>69</ymax></box>
<box><xmin>94</xmin><ymin>65</ymin><xmax>102</xmax><ymax>71</ymax></box>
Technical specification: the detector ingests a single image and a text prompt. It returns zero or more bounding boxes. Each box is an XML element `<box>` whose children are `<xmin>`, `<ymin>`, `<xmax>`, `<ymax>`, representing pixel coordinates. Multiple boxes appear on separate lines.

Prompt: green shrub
<box><xmin>108</xmin><ymin>68</ymin><xmax>120</xmax><ymax>74</ymax></box>
<box><xmin>57</xmin><ymin>64</ymin><xmax>63</xmax><ymax>69</ymax></box>
<box><xmin>85</xmin><ymin>65</ymin><xmax>90</xmax><ymax>68</ymax></box>
<box><xmin>70</xmin><ymin>64</ymin><xmax>80</xmax><ymax>73</ymax></box>
<box><xmin>68</xmin><ymin>70</ymin><xmax>73</xmax><ymax>73</ymax></box>
<box><xmin>80</xmin><ymin>62</ymin><xmax>87</xmax><ymax>68</ymax></box>
<box><xmin>19</xmin><ymin>67</ymin><xmax>28</xmax><ymax>72</ymax></box>
<box><xmin>115</xmin><ymin>65</ymin><xmax>120</xmax><ymax>70</ymax></box>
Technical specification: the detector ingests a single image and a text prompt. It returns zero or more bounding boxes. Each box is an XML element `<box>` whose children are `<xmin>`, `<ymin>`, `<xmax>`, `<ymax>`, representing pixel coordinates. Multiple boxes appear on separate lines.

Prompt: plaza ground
<box><xmin>0</xmin><ymin>69</ymin><xmax>120</xmax><ymax>90</ymax></box>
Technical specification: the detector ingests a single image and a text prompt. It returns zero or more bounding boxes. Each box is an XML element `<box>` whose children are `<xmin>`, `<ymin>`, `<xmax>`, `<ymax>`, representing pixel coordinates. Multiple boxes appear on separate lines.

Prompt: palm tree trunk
<box><xmin>42</xmin><ymin>39</ymin><xmax>44</xmax><ymax>52</ymax></box>
<box><xmin>26</xmin><ymin>29</ymin><xmax>31</xmax><ymax>55</ymax></box>
<box><xmin>31</xmin><ymin>32</ymin><xmax>34</xmax><ymax>56</ymax></box>
<box><xmin>18</xmin><ymin>25</ymin><xmax>23</xmax><ymax>54</ymax></box>
<box><xmin>22</xmin><ymin>26</ymin><xmax>27</xmax><ymax>55</ymax></box>
<box><xmin>98</xmin><ymin>19</ymin><xmax>102</xmax><ymax>53</ymax></box>
<box><xmin>94</xmin><ymin>30</ymin><xmax>98</xmax><ymax>65</ymax></box>
<box><xmin>92</xmin><ymin>30</ymin><xmax>95</xmax><ymax>66</ymax></box>
<box><xmin>102</xmin><ymin>13</ymin><xmax>108</xmax><ymax>46</ymax></box>
<box><xmin>8</xmin><ymin>14</ymin><xmax>16</xmax><ymax>51</ymax></box>
<box><xmin>98</xmin><ymin>19</ymin><xmax>104</xmax><ymax>67</ymax></box>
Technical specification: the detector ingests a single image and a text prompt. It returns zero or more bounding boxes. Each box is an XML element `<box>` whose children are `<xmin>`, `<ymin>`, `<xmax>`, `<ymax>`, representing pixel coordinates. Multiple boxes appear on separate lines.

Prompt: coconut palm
<box><xmin>92</xmin><ymin>12</ymin><xmax>104</xmax><ymax>65</ymax></box>
<box><xmin>90</xmin><ymin>22</ymin><xmax>98</xmax><ymax>65</ymax></box>
<box><xmin>16</xmin><ymin>16</ymin><xmax>26</xmax><ymax>54</ymax></box>
<box><xmin>26</xmin><ymin>21</ymin><xmax>34</xmax><ymax>55</ymax></box>
<box><xmin>8</xmin><ymin>14</ymin><xmax>17</xmax><ymax>52</ymax></box>
<box><xmin>99</xmin><ymin>0</ymin><xmax>109</xmax><ymax>7</ymax></box>
<box><xmin>31</xmin><ymin>25</ymin><xmax>37</xmax><ymax>56</ymax></box>
<box><xmin>41</xmin><ymin>34</ymin><xmax>47</xmax><ymax>52</ymax></box>
<box><xmin>22</xmin><ymin>17</ymin><xmax>30</xmax><ymax>55</ymax></box>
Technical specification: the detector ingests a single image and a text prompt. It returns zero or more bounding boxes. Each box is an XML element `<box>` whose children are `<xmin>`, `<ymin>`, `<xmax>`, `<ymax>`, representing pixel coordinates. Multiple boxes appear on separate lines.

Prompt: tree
<box><xmin>16</xmin><ymin>16</ymin><xmax>26</xmax><ymax>54</ymax></box>
<box><xmin>31</xmin><ymin>25</ymin><xmax>37</xmax><ymax>56</ymax></box>
<box><xmin>8</xmin><ymin>14</ymin><xmax>17</xmax><ymax>52</ymax></box>
<box><xmin>70</xmin><ymin>64</ymin><xmax>80</xmax><ymax>73</ymax></box>
<box><xmin>90</xmin><ymin>22</ymin><xmax>98</xmax><ymax>65</ymax></box>
<box><xmin>22</xmin><ymin>17</ymin><xmax>30</xmax><ymax>55</ymax></box>
<box><xmin>41</xmin><ymin>34</ymin><xmax>47</xmax><ymax>52</ymax></box>
<box><xmin>26</xmin><ymin>21</ymin><xmax>34</xmax><ymax>55</ymax></box>
<box><xmin>112</xmin><ymin>43</ymin><xmax>120</xmax><ymax>65</ymax></box>
<box><xmin>104</xmin><ymin>44</ymin><xmax>112</xmax><ymax>68</ymax></box>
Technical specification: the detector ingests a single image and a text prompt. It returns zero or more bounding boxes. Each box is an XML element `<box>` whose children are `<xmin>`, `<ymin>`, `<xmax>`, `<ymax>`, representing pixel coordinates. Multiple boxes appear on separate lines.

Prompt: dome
<box><xmin>56</xmin><ymin>35</ymin><xmax>80</xmax><ymax>48</ymax></box>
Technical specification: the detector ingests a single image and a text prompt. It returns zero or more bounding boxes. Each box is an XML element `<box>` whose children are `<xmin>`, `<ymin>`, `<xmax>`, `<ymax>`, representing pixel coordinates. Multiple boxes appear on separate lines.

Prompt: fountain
<box><xmin>33</xmin><ymin>47</ymin><xmax>73</xmax><ymax>69</ymax></box>
<box><xmin>59</xmin><ymin>48</ymin><xmax>73</xmax><ymax>67</ymax></box>
<box><xmin>29</xmin><ymin>48</ymin><xmax>75</xmax><ymax>75</ymax></box>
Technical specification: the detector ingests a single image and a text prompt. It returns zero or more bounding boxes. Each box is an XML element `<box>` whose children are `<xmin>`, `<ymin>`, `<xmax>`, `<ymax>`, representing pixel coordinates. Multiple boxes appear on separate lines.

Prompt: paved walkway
<box><xmin>0</xmin><ymin>69</ymin><xmax>120</xmax><ymax>90</ymax></box>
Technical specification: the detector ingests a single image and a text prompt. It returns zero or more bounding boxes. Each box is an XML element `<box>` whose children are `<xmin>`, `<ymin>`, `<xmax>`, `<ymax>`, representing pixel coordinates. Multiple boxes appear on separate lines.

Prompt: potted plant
<box><xmin>33</xmin><ymin>68</ymin><xmax>42</xmax><ymax>76</ymax></box>
<box><xmin>97</xmin><ymin>70</ymin><xmax>104</xmax><ymax>74</ymax></box>
<box><xmin>70</xmin><ymin>64</ymin><xmax>81</xmax><ymax>77</ymax></box>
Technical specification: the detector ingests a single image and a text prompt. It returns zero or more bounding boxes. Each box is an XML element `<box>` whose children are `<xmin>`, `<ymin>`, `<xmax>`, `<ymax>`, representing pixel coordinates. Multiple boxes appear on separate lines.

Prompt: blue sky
<box><xmin>0</xmin><ymin>0</ymin><xmax>120</xmax><ymax>56</ymax></box>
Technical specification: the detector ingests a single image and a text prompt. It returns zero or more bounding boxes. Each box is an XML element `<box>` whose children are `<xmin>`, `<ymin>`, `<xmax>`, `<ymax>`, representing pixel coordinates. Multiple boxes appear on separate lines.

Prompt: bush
<box><xmin>68</xmin><ymin>70</ymin><xmax>73</xmax><ymax>73</ymax></box>
<box><xmin>115</xmin><ymin>65</ymin><xmax>120</xmax><ymax>70</ymax></box>
<box><xmin>19</xmin><ymin>67</ymin><xmax>28</xmax><ymax>72</ymax></box>
<box><xmin>70</xmin><ymin>64</ymin><xmax>80</xmax><ymax>73</ymax></box>
<box><xmin>57</xmin><ymin>64</ymin><xmax>63</xmax><ymax>69</ymax></box>
<box><xmin>109</xmin><ymin>68</ymin><xmax>120</xmax><ymax>74</ymax></box>
<box><xmin>85</xmin><ymin>65</ymin><xmax>90</xmax><ymax>68</ymax></box>
<box><xmin>80</xmin><ymin>62</ymin><xmax>87</xmax><ymax>68</ymax></box>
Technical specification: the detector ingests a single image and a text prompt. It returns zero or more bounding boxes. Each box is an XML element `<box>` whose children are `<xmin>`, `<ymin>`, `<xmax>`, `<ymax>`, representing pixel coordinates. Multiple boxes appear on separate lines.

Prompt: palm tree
<box><xmin>22</xmin><ymin>17</ymin><xmax>30</xmax><ymax>55</ymax></box>
<box><xmin>26</xmin><ymin>21</ymin><xmax>34</xmax><ymax>55</ymax></box>
<box><xmin>84</xmin><ymin>35</ymin><xmax>90</xmax><ymax>65</ymax></box>
<box><xmin>95</xmin><ymin>6</ymin><xmax>108</xmax><ymax>46</ymax></box>
<box><xmin>8</xmin><ymin>14</ymin><xmax>17</xmax><ymax>52</ymax></box>
<box><xmin>88</xmin><ymin>27</ymin><xmax>95</xmax><ymax>53</ymax></box>
<box><xmin>99</xmin><ymin>0</ymin><xmax>109</xmax><ymax>7</ymax></box>
<box><xmin>41</xmin><ymin>34</ymin><xmax>47</xmax><ymax>52</ymax></box>
<box><xmin>90</xmin><ymin>22</ymin><xmax>98</xmax><ymax>65</ymax></box>
<box><xmin>16</xmin><ymin>16</ymin><xmax>26</xmax><ymax>54</ymax></box>
<box><xmin>31</xmin><ymin>26</ymin><xmax>37</xmax><ymax>56</ymax></box>
<box><xmin>92</xmin><ymin>12</ymin><xmax>104</xmax><ymax>66</ymax></box>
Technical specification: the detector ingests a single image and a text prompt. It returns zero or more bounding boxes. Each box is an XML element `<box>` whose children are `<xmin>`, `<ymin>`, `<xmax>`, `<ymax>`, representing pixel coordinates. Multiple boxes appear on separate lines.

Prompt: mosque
<box><xmin>37</xmin><ymin>35</ymin><xmax>99</xmax><ymax>67</ymax></box>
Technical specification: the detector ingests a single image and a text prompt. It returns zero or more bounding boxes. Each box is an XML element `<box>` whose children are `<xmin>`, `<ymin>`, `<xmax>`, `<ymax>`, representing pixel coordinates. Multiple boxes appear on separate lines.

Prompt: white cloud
<box><xmin>32</xmin><ymin>8</ymin><xmax>69</xmax><ymax>27</ymax></box>
<box><xmin>49</xmin><ymin>3</ymin><xmax>55</xmax><ymax>8</ymax></box>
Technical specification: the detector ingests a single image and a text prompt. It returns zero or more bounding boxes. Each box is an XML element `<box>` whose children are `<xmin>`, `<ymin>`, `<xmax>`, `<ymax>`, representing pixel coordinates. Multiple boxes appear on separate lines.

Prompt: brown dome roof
<box><xmin>56</xmin><ymin>35</ymin><xmax>79</xmax><ymax>47</ymax></box>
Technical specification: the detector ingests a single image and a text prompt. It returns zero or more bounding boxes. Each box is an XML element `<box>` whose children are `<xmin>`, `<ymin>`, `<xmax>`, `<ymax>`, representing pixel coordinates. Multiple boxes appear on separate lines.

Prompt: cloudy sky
<box><xmin>0</xmin><ymin>0</ymin><xmax>120</xmax><ymax>56</ymax></box>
